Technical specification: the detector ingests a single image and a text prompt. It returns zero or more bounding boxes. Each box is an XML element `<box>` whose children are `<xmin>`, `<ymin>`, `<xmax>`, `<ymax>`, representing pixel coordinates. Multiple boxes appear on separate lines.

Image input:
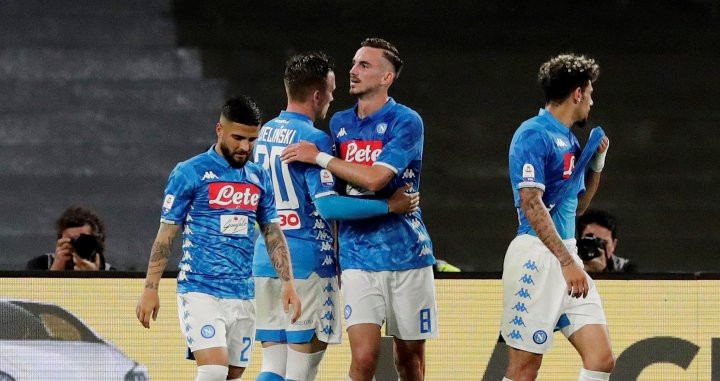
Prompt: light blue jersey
<box><xmin>329</xmin><ymin>98</ymin><xmax>435</xmax><ymax>271</ymax></box>
<box><xmin>509</xmin><ymin>109</ymin><xmax>584</xmax><ymax>240</ymax></box>
<box><xmin>161</xmin><ymin>146</ymin><xmax>279</xmax><ymax>299</ymax></box>
<box><xmin>253</xmin><ymin>111</ymin><xmax>337</xmax><ymax>279</ymax></box>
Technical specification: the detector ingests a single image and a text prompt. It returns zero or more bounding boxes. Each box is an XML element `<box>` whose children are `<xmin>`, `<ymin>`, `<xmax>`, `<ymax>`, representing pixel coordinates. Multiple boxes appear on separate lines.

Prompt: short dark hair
<box><xmin>577</xmin><ymin>209</ymin><xmax>618</xmax><ymax>240</ymax></box>
<box><xmin>284</xmin><ymin>51</ymin><xmax>334</xmax><ymax>101</ymax></box>
<box><xmin>221</xmin><ymin>95</ymin><xmax>262</xmax><ymax>126</ymax></box>
<box><xmin>538</xmin><ymin>53</ymin><xmax>600</xmax><ymax>103</ymax></box>
<box><xmin>361</xmin><ymin>37</ymin><xmax>403</xmax><ymax>78</ymax></box>
<box><xmin>55</xmin><ymin>206</ymin><xmax>106</xmax><ymax>253</ymax></box>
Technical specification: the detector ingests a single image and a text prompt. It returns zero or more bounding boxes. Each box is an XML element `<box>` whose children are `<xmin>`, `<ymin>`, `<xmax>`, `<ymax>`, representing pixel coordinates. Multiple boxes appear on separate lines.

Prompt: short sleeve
<box><xmin>305</xmin><ymin>132</ymin><xmax>337</xmax><ymax>200</ymax></box>
<box><xmin>509</xmin><ymin>129</ymin><xmax>548</xmax><ymax>191</ymax></box>
<box><xmin>374</xmin><ymin>113</ymin><xmax>423</xmax><ymax>174</ymax></box>
<box><xmin>160</xmin><ymin>164</ymin><xmax>196</xmax><ymax>224</ymax></box>
<box><xmin>255</xmin><ymin>168</ymin><xmax>281</xmax><ymax>225</ymax></box>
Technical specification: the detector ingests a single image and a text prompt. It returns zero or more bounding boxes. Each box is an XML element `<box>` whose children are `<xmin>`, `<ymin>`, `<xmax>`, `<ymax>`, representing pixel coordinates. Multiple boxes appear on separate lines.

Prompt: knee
<box><xmin>585</xmin><ymin>350</ymin><xmax>615</xmax><ymax>373</ymax></box>
<box><xmin>394</xmin><ymin>350</ymin><xmax>423</xmax><ymax>373</ymax></box>
<box><xmin>352</xmin><ymin>347</ymin><xmax>379</xmax><ymax>372</ymax></box>
<box><xmin>508</xmin><ymin>362</ymin><xmax>540</xmax><ymax>381</ymax></box>
<box><xmin>599</xmin><ymin>352</ymin><xmax>616</xmax><ymax>373</ymax></box>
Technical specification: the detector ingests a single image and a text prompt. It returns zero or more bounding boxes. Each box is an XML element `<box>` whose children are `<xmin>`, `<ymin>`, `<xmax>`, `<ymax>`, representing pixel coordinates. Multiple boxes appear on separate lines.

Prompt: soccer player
<box><xmin>253</xmin><ymin>51</ymin><xmax>420</xmax><ymax>381</ymax></box>
<box><xmin>282</xmin><ymin>38</ymin><xmax>437</xmax><ymax>381</ymax></box>
<box><xmin>136</xmin><ymin>96</ymin><xmax>301</xmax><ymax>381</ymax></box>
<box><xmin>501</xmin><ymin>53</ymin><xmax>613</xmax><ymax>381</ymax></box>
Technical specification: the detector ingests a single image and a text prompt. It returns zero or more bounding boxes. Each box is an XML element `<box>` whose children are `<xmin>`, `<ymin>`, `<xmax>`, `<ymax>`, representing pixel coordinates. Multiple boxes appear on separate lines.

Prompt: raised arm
<box><xmin>136</xmin><ymin>222</ymin><xmax>181</xmax><ymax>328</ymax></box>
<box><xmin>260</xmin><ymin>222</ymin><xmax>301</xmax><ymax>322</ymax></box>
<box><xmin>520</xmin><ymin>188</ymin><xmax>588</xmax><ymax>298</ymax></box>
<box><xmin>281</xmin><ymin>140</ymin><xmax>394</xmax><ymax>192</ymax></box>
<box><xmin>577</xmin><ymin>136</ymin><xmax>610</xmax><ymax>215</ymax></box>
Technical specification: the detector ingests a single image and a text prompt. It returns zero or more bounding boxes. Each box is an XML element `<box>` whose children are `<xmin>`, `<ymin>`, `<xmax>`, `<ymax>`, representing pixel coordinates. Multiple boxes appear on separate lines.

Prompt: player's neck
<box><xmin>356</xmin><ymin>92</ymin><xmax>389</xmax><ymax>119</ymax></box>
<box><xmin>286</xmin><ymin>102</ymin><xmax>316</xmax><ymax>122</ymax></box>
<box><xmin>545</xmin><ymin>103</ymin><xmax>575</xmax><ymax>128</ymax></box>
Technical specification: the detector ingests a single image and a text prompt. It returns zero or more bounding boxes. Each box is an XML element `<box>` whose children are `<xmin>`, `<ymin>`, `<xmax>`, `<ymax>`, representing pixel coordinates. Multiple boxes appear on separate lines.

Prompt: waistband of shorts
<box><xmin>515</xmin><ymin>234</ymin><xmax>576</xmax><ymax>247</ymax></box>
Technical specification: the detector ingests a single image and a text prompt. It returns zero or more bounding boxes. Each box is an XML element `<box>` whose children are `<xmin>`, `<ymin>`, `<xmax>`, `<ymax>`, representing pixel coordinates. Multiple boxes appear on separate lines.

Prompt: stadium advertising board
<box><xmin>0</xmin><ymin>278</ymin><xmax>717</xmax><ymax>380</ymax></box>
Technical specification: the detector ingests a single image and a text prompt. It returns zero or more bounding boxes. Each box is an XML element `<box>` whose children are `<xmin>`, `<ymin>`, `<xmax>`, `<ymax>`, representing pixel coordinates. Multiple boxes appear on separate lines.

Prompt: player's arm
<box><xmin>314</xmin><ymin>184</ymin><xmax>418</xmax><ymax>220</ymax></box>
<box><xmin>260</xmin><ymin>222</ymin><xmax>301</xmax><ymax>323</ymax></box>
<box><xmin>136</xmin><ymin>222</ymin><xmax>181</xmax><ymax>329</ymax></box>
<box><xmin>281</xmin><ymin>141</ymin><xmax>394</xmax><ymax>192</ymax></box>
<box><xmin>577</xmin><ymin>136</ymin><xmax>610</xmax><ymax>215</ymax></box>
<box><xmin>520</xmin><ymin>188</ymin><xmax>589</xmax><ymax>298</ymax></box>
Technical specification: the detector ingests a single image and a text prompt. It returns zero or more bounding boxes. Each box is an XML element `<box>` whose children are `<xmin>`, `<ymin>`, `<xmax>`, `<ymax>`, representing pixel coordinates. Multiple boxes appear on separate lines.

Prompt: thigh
<box><xmin>567</xmin><ymin>324</ymin><xmax>613</xmax><ymax>370</ymax></box>
<box><xmin>223</xmin><ymin>298</ymin><xmax>256</xmax><ymax>368</ymax></box>
<box><xmin>341</xmin><ymin>269</ymin><xmax>386</xmax><ymax>328</ymax></box>
<box><xmin>287</xmin><ymin>273</ymin><xmax>342</xmax><ymax>345</ymax></box>
<box><xmin>255</xmin><ymin>276</ymin><xmax>288</xmax><ymax>343</ymax></box>
<box><xmin>500</xmin><ymin>235</ymin><xmax>566</xmax><ymax>354</ymax></box>
<box><xmin>177</xmin><ymin>292</ymin><xmax>229</xmax><ymax>353</ymax></box>
<box><xmin>387</xmin><ymin>266</ymin><xmax>438</xmax><ymax>340</ymax></box>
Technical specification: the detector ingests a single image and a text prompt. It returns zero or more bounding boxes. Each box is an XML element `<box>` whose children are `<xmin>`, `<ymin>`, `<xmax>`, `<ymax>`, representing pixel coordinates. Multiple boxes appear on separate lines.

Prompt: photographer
<box><xmin>26</xmin><ymin>206</ymin><xmax>113</xmax><ymax>271</ymax></box>
<box><xmin>576</xmin><ymin>209</ymin><xmax>633</xmax><ymax>272</ymax></box>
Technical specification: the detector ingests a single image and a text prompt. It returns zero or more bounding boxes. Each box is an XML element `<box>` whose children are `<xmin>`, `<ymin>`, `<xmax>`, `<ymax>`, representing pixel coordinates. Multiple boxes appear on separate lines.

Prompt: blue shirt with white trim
<box><xmin>160</xmin><ymin>146</ymin><xmax>279</xmax><ymax>299</ymax></box>
<box><xmin>509</xmin><ymin>109</ymin><xmax>584</xmax><ymax>240</ymax></box>
<box><xmin>329</xmin><ymin>98</ymin><xmax>435</xmax><ymax>271</ymax></box>
<box><xmin>253</xmin><ymin>111</ymin><xmax>337</xmax><ymax>279</ymax></box>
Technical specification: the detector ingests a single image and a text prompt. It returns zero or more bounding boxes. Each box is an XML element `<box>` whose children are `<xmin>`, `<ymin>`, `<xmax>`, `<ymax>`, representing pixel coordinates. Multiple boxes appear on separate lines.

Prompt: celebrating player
<box><xmin>282</xmin><ymin>38</ymin><xmax>437</xmax><ymax>381</ymax></box>
<box><xmin>501</xmin><ymin>53</ymin><xmax>614</xmax><ymax>381</ymax></box>
<box><xmin>136</xmin><ymin>96</ymin><xmax>301</xmax><ymax>381</ymax></box>
<box><xmin>253</xmin><ymin>51</ymin><xmax>419</xmax><ymax>381</ymax></box>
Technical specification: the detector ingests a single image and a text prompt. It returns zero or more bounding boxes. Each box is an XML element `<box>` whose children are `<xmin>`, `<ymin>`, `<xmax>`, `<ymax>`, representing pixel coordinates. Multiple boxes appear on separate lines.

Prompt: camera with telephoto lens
<box><xmin>70</xmin><ymin>234</ymin><xmax>100</xmax><ymax>260</ymax></box>
<box><xmin>576</xmin><ymin>234</ymin><xmax>606</xmax><ymax>261</ymax></box>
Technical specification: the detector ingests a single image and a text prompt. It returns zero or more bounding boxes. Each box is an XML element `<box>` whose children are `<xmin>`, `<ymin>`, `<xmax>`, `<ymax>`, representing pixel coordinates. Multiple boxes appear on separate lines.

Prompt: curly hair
<box><xmin>284</xmin><ymin>51</ymin><xmax>334</xmax><ymax>101</ymax></box>
<box><xmin>55</xmin><ymin>206</ymin><xmax>105</xmax><ymax>254</ymax></box>
<box><xmin>538</xmin><ymin>53</ymin><xmax>600</xmax><ymax>103</ymax></box>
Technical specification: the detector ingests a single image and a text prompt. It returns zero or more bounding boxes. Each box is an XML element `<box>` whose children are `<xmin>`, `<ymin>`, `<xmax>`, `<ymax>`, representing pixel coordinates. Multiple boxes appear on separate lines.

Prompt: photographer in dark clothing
<box><xmin>26</xmin><ymin>206</ymin><xmax>113</xmax><ymax>271</ymax></box>
<box><xmin>576</xmin><ymin>209</ymin><xmax>633</xmax><ymax>273</ymax></box>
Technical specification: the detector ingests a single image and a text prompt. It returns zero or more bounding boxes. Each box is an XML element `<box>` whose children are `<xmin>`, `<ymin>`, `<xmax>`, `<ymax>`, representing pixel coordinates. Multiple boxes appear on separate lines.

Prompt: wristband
<box><xmin>589</xmin><ymin>150</ymin><xmax>607</xmax><ymax>172</ymax></box>
<box><xmin>315</xmin><ymin>152</ymin><xmax>333</xmax><ymax>169</ymax></box>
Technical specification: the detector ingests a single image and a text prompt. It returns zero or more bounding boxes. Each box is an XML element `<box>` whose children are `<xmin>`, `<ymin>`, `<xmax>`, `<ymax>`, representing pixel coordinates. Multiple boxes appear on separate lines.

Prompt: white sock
<box><xmin>578</xmin><ymin>368</ymin><xmax>611</xmax><ymax>381</ymax></box>
<box><xmin>260</xmin><ymin>344</ymin><xmax>288</xmax><ymax>377</ymax></box>
<box><xmin>195</xmin><ymin>364</ymin><xmax>228</xmax><ymax>381</ymax></box>
<box><xmin>286</xmin><ymin>347</ymin><xmax>325</xmax><ymax>380</ymax></box>
<box><xmin>502</xmin><ymin>378</ymin><xmax>514</xmax><ymax>381</ymax></box>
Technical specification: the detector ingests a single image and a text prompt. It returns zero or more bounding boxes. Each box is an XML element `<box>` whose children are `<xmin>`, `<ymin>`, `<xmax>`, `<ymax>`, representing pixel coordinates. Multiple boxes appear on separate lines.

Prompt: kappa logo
<box><xmin>321</xmin><ymin>255</ymin><xmax>334</xmax><ymax>266</ymax></box>
<box><xmin>201</xmin><ymin>171</ymin><xmax>219</xmax><ymax>181</ymax></box>
<box><xmin>182</xmin><ymin>251</ymin><xmax>192</xmax><ymax>261</ymax></box>
<box><xmin>512</xmin><ymin>302</ymin><xmax>528</xmax><ymax>313</ymax></box>
<box><xmin>509</xmin><ymin>316</ymin><xmax>526</xmax><ymax>327</ymax></box>
<box><xmin>337</xmin><ymin>127</ymin><xmax>347</xmax><ymax>138</ymax></box>
<box><xmin>183</xmin><ymin>225</ymin><xmax>193</xmax><ymax>235</ymax></box>
<box><xmin>417</xmin><ymin>232</ymin><xmax>427</xmax><ymax>242</ymax></box>
<box><xmin>420</xmin><ymin>246</ymin><xmax>432</xmax><ymax>256</ymax></box>
<box><xmin>402</xmin><ymin>169</ymin><xmax>415</xmax><ymax>179</ymax></box>
<box><xmin>555</xmin><ymin>138</ymin><xmax>568</xmax><ymax>148</ymax></box>
<box><xmin>182</xmin><ymin>238</ymin><xmax>193</xmax><ymax>248</ymax></box>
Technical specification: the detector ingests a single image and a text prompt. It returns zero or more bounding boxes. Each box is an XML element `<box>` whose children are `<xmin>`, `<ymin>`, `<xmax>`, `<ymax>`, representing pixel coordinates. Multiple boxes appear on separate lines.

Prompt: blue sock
<box><xmin>256</xmin><ymin>372</ymin><xmax>285</xmax><ymax>381</ymax></box>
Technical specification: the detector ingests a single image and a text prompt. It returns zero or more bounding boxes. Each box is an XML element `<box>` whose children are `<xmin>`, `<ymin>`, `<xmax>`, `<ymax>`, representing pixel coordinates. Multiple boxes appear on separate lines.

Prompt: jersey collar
<box><xmin>354</xmin><ymin>97</ymin><xmax>396</xmax><ymax>123</ymax></box>
<box><xmin>538</xmin><ymin>108</ymin><xmax>572</xmax><ymax>135</ymax></box>
<box><xmin>207</xmin><ymin>144</ymin><xmax>232</xmax><ymax>168</ymax></box>
<box><xmin>279</xmin><ymin>110</ymin><xmax>313</xmax><ymax>124</ymax></box>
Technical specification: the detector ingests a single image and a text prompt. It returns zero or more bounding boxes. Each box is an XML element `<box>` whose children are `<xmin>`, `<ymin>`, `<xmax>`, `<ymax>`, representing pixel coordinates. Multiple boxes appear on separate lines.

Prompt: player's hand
<box><xmin>562</xmin><ymin>261</ymin><xmax>589</xmax><ymax>298</ymax></box>
<box><xmin>136</xmin><ymin>287</ymin><xmax>160</xmax><ymax>329</ymax></box>
<box><xmin>388</xmin><ymin>184</ymin><xmax>419</xmax><ymax>214</ymax></box>
<box><xmin>72</xmin><ymin>252</ymin><xmax>101</xmax><ymax>271</ymax></box>
<box><xmin>597</xmin><ymin>136</ymin><xmax>610</xmax><ymax>154</ymax></box>
<box><xmin>281</xmin><ymin>141</ymin><xmax>320</xmax><ymax>164</ymax></box>
<box><xmin>50</xmin><ymin>237</ymin><xmax>74</xmax><ymax>271</ymax></box>
<box><xmin>282</xmin><ymin>281</ymin><xmax>302</xmax><ymax>323</ymax></box>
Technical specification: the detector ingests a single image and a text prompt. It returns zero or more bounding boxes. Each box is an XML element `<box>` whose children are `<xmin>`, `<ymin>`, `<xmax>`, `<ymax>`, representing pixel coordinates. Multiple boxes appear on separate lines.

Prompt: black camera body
<box><xmin>577</xmin><ymin>235</ymin><xmax>606</xmax><ymax>261</ymax></box>
<box><xmin>70</xmin><ymin>234</ymin><xmax>100</xmax><ymax>260</ymax></box>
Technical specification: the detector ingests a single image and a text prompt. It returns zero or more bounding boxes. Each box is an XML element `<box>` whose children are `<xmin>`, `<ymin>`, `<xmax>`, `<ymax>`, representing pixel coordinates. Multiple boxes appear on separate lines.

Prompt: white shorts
<box><xmin>255</xmin><ymin>273</ymin><xmax>342</xmax><ymax>344</ymax></box>
<box><xmin>500</xmin><ymin>234</ymin><xmax>607</xmax><ymax>354</ymax></box>
<box><xmin>176</xmin><ymin>292</ymin><xmax>256</xmax><ymax>367</ymax></box>
<box><xmin>342</xmin><ymin>266</ymin><xmax>439</xmax><ymax>340</ymax></box>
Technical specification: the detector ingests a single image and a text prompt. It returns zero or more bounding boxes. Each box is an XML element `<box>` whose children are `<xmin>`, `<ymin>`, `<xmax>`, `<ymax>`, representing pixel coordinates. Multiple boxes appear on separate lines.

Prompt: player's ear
<box><xmin>572</xmin><ymin>87</ymin><xmax>583</xmax><ymax>104</ymax></box>
<box><xmin>215</xmin><ymin>122</ymin><xmax>223</xmax><ymax>138</ymax></box>
<box><xmin>381</xmin><ymin>71</ymin><xmax>395</xmax><ymax>86</ymax></box>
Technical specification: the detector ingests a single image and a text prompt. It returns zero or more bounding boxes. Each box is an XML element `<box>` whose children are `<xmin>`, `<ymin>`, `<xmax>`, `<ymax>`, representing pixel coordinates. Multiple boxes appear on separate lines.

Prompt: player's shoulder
<box><xmin>329</xmin><ymin>107</ymin><xmax>355</xmax><ymax>128</ymax></box>
<box><xmin>391</xmin><ymin>102</ymin><xmax>421</xmax><ymax>120</ymax></box>
<box><xmin>174</xmin><ymin>149</ymin><xmax>213</xmax><ymax>173</ymax></box>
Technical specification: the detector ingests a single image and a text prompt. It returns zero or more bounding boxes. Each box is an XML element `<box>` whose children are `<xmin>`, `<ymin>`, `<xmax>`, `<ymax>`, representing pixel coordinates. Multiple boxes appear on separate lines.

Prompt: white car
<box><xmin>0</xmin><ymin>299</ymin><xmax>149</xmax><ymax>381</ymax></box>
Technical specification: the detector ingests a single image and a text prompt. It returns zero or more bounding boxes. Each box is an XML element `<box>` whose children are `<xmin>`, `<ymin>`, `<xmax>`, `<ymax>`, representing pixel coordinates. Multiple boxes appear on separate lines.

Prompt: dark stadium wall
<box><xmin>170</xmin><ymin>0</ymin><xmax>720</xmax><ymax>273</ymax></box>
<box><xmin>0</xmin><ymin>0</ymin><xmax>718</xmax><ymax>272</ymax></box>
